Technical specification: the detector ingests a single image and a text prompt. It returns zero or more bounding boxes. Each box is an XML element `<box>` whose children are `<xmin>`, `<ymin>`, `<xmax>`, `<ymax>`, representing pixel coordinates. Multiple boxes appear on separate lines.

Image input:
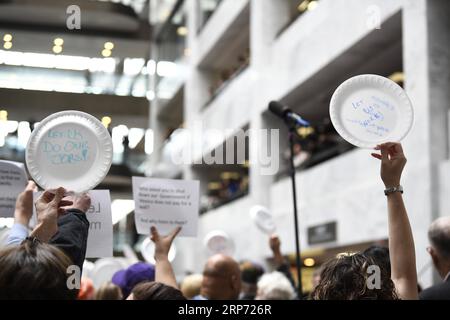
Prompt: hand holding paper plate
<box><xmin>250</xmin><ymin>205</ymin><xmax>276</xmax><ymax>234</ymax></box>
<box><xmin>329</xmin><ymin>74</ymin><xmax>414</xmax><ymax>148</ymax></box>
<box><xmin>26</xmin><ymin>111</ymin><xmax>113</xmax><ymax>193</ymax></box>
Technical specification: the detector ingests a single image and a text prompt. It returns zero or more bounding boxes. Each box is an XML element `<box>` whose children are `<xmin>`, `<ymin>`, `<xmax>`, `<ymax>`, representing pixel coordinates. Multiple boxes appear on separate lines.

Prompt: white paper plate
<box><xmin>203</xmin><ymin>230</ymin><xmax>234</xmax><ymax>256</ymax></box>
<box><xmin>330</xmin><ymin>74</ymin><xmax>414</xmax><ymax>148</ymax></box>
<box><xmin>141</xmin><ymin>237</ymin><xmax>177</xmax><ymax>264</ymax></box>
<box><xmin>91</xmin><ymin>258</ymin><xmax>130</xmax><ymax>289</ymax></box>
<box><xmin>26</xmin><ymin>111</ymin><xmax>113</xmax><ymax>192</ymax></box>
<box><xmin>250</xmin><ymin>205</ymin><xmax>276</xmax><ymax>234</ymax></box>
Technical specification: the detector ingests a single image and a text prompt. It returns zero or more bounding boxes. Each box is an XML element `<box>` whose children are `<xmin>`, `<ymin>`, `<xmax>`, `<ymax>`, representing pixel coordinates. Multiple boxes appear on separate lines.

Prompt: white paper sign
<box><xmin>31</xmin><ymin>190</ymin><xmax>113</xmax><ymax>258</ymax></box>
<box><xmin>0</xmin><ymin>160</ymin><xmax>28</xmax><ymax>217</ymax></box>
<box><xmin>132</xmin><ymin>177</ymin><xmax>199</xmax><ymax>237</ymax></box>
<box><xmin>84</xmin><ymin>190</ymin><xmax>113</xmax><ymax>258</ymax></box>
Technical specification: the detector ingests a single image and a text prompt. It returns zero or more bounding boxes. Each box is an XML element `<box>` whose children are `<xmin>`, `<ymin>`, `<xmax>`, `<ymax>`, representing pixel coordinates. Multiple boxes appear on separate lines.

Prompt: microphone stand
<box><xmin>288</xmin><ymin>124</ymin><xmax>303</xmax><ymax>299</ymax></box>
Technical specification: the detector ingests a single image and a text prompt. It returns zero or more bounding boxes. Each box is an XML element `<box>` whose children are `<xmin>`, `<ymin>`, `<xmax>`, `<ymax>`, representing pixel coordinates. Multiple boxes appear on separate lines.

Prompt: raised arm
<box><xmin>372</xmin><ymin>142</ymin><xmax>418</xmax><ymax>299</ymax></box>
<box><xmin>6</xmin><ymin>181</ymin><xmax>37</xmax><ymax>245</ymax></box>
<box><xmin>151</xmin><ymin>226</ymin><xmax>181</xmax><ymax>289</ymax></box>
<box><xmin>269</xmin><ymin>234</ymin><xmax>296</xmax><ymax>290</ymax></box>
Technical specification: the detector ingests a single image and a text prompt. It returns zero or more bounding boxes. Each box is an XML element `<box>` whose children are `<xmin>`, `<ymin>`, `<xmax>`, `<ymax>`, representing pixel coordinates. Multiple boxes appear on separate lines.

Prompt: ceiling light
<box><xmin>177</xmin><ymin>26</ymin><xmax>188</xmax><ymax>37</ymax></box>
<box><xmin>0</xmin><ymin>110</ymin><xmax>8</xmax><ymax>121</ymax></box>
<box><xmin>101</xmin><ymin>116</ymin><xmax>112</xmax><ymax>128</ymax></box>
<box><xmin>297</xmin><ymin>0</ymin><xmax>309</xmax><ymax>12</ymax></box>
<box><xmin>52</xmin><ymin>45</ymin><xmax>63</xmax><ymax>54</ymax></box>
<box><xmin>3</xmin><ymin>34</ymin><xmax>12</xmax><ymax>42</ymax></box>
<box><xmin>104</xmin><ymin>42</ymin><xmax>114</xmax><ymax>50</ymax></box>
<box><xmin>307</xmin><ymin>1</ymin><xmax>318</xmax><ymax>11</ymax></box>
<box><xmin>54</xmin><ymin>38</ymin><xmax>64</xmax><ymax>46</ymax></box>
<box><xmin>102</xmin><ymin>49</ymin><xmax>112</xmax><ymax>57</ymax></box>
<box><xmin>389</xmin><ymin>72</ymin><xmax>404</xmax><ymax>84</ymax></box>
<box><xmin>304</xmin><ymin>258</ymin><xmax>315</xmax><ymax>267</ymax></box>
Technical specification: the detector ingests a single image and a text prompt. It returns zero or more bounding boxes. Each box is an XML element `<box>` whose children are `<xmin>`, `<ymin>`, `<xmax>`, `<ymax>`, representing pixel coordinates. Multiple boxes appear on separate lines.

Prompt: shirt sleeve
<box><xmin>6</xmin><ymin>223</ymin><xmax>29</xmax><ymax>246</ymax></box>
<box><xmin>49</xmin><ymin>209</ymin><xmax>90</xmax><ymax>273</ymax></box>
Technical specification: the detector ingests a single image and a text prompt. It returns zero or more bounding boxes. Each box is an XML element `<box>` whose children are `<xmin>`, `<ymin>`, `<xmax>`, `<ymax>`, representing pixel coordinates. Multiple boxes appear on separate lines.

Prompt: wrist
<box><xmin>384</xmin><ymin>185</ymin><xmax>404</xmax><ymax>196</ymax></box>
<box><xmin>154</xmin><ymin>254</ymin><xmax>169</xmax><ymax>262</ymax></box>
<box><xmin>14</xmin><ymin>212</ymin><xmax>30</xmax><ymax>227</ymax></box>
<box><xmin>30</xmin><ymin>222</ymin><xmax>57</xmax><ymax>243</ymax></box>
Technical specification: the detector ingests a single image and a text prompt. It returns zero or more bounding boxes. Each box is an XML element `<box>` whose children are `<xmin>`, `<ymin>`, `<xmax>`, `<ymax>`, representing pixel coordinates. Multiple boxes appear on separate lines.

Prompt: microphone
<box><xmin>268</xmin><ymin>101</ymin><xmax>310</xmax><ymax>127</ymax></box>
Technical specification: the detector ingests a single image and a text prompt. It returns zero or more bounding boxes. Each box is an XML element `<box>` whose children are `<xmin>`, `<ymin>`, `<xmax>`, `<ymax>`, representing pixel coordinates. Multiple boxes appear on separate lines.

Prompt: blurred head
<box><xmin>128</xmin><ymin>282</ymin><xmax>186</xmax><ymax>300</ymax></box>
<box><xmin>112</xmin><ymin>262</ymin><xmax>155</xmax><ymax>298</ymax></box>
<box><xmin>180</xmin><ymin>274</ymin><xmax>203</xmax><ymax>299</ymax></box>
<box><xmin>94</xmin><ymin>282</ymin><xmax>123</xmax><ymax>300</ymax></box>
<box><xmin>255</xmin><ymin>271</ymin><xmax>296</xmax><ymax>300</ymax></box>
<box><xmin>201</xmin><ymin>254</ymin><xmax>241</xmax><ymax>300</ymax></box>
<box><xmin>239</xmin><ymin>260</ymin><xmax>265</xmax><ymax>300</ymax></box>
<box><xmin>0</xmin><ymin>240</ymin><xmax>77</xmax><ymax>300</ymax></box>
<box><xmin>311</xmin><ymin>252</ymin><xmax>398</xmax><ymax>300</ymax></box>
<box><xmin>363</xmin><ymin>245</ymin><xmax>391</xmax><ymax>277</ymax></box>
<box><xmin>77</xmin><ymin>277</ymin><xmax>95</xmax><ymax>300</ymax></box>
<box><xmin>428</xmin><ymin>217</ymin><xmax>450</xmax><ymax>278</ymax></box>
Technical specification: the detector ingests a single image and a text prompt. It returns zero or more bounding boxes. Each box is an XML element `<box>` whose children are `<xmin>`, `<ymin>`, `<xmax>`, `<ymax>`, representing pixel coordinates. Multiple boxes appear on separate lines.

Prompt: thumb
<box><xmin>25</xmin><ymin>181</ymin><xmax>37</xmax><ymax>192</ymax></box>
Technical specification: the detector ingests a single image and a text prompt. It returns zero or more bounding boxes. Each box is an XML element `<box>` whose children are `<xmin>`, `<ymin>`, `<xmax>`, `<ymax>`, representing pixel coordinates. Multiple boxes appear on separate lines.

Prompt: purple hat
<box><xmin>112</xmin><ymin>262</ymin><xmax>155</xmax><ymax>298</ymax></box>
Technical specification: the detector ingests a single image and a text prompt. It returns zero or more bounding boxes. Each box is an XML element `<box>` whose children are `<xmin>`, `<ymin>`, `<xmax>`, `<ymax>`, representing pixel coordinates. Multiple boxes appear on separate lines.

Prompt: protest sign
<box><xmin>0</xmin><ymin>160</ymin><xmax>27</xmax><ymax>217</ymax></box>
<box><xmin>132</xmin><ymin>177</ymin><xmax>199</xmax><ymax>237</ymax></box>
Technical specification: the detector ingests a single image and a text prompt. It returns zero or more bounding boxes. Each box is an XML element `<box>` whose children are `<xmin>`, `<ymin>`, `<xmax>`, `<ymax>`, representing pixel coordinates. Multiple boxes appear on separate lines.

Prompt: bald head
<box><xmin>201</xmin><ymin>254</ymin><xmax>241</xmax><ymax>300</ymax></box>
<box><xmin>429</xmin><ymin>217</ymin><xmax>450</xmax><ymax>259</ymax></box>
<box><xmin>207</xmin><ymin>254</ymin><xmax>241</xmax><ymax>276</ymax></box>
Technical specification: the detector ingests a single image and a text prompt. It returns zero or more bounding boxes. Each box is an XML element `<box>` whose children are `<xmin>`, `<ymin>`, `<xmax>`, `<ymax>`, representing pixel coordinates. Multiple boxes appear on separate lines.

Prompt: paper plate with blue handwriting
<box><xmin>26</xmin><ymin>110</ymin><xmax>113</xmax><ymax>193</ymax></box>
<box><xmin>330</xmin><ymin>74</ymin><xmax>414</xmax><ymax>149</ymax></box>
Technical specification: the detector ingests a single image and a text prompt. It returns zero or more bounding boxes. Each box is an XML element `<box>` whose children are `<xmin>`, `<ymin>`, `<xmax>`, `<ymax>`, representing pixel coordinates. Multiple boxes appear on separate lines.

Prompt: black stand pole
<box><xmin>288</xmin><ymin>127</ymin><xmax>303</xmax><ymax>298</ymax></box>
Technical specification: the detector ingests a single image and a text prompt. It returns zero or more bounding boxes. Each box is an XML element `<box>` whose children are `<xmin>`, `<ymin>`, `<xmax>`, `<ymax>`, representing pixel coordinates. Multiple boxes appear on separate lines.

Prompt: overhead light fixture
<box><xmin>128</xmin><ymin>128</ymin><xmax>145</xmax><ymax>149</ymax></box>
<box><xmin>101</xmin><ymin>116</ymin><xmax>112</xmax><ymax>128</ymax></box>
<box><xmin>3</xmin><ymin>34</ymin><xmax>12</xmax><ymax>42</ymax></box>
<box><xmin>101</xmin><ymin>49</ymin><xmax>112</xmax><ymax>57</ymax></box>
<box><xmin>177</xmin><ymin>26</ymin><xmax>188</xmax><ymax>37</ymax></box>
<box><xmin>156</xmin><ymin>61</ymin><xmax>177</xmax><ymax>77</ymax></box>
<box><xmin>307</xmin><ymin>0</ymin><xmax>318</xmax><ymax>11</ymax></box>
<box><xmin>297</xmin><ymin>0</ymin><xmax>310</xmax><ymax>12</ymax></box>
<box><xmin>54</xmin><ymin>38</ymin><xmax>64</xmax><ymax>46</ymax></box>
<box><xmin>3</xmin><ymin>42</ymin><xmax>12</xmax><ymax>50</ymax></box>
<box><xmin>104</xmin><ymin>42</ymin><xmax>114</xmax><ymax>50</ymax></box>
<box><xmin>304</xmin><ymin>258</ymin><xmax>315</xmax><ymax>267</ymax></box>
<box><xmin>52</xmin><ymin>45</ymin><xmax>63</xmax><ymax>54</ymax></box>
<box><xmin>389</xmin><ymin>72</ymin><xmax>404</xmax><ymax>84</ymax></box>
<box><xmin>124</xmin><ymin>58</ymin><xmax>146</xmax><ymax>76</ymax></box>
<box><xmin>0</xmin><ymin>110</ymin><xmax>8</xmax><ymax>121</ymax></box>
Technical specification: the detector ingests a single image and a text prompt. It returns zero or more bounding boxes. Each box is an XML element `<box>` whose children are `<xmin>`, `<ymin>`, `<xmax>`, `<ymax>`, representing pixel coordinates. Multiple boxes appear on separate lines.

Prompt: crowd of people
<box><xmin>0</xmin><ymin>142</ymin><xmax>449</xmax><ymax>300</ymax></box>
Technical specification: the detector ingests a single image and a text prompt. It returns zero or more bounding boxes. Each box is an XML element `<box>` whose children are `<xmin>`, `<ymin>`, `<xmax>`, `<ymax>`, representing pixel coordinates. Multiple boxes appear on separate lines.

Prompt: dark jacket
<box><xmin>49</xmin><ymin>209</ymin><xmax>89</xmax><ymax>273</ymax></box>
<box><xmin>419</xmin><ymin>277</ymin><xmax>450</xmax><ymax>300</ymax></box>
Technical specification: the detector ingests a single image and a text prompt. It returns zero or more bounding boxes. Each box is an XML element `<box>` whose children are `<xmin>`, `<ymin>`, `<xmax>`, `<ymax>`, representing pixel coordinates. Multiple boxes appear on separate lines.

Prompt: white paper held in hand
<box><xmin>329</xmin><ymin>74</ymin><xmax>414</xmax><ymax>149</ymax></box>
<box><xmin>132</xmin><ymin>177</ymin><xmax>200</xmax><ymax>237</ymax></box>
